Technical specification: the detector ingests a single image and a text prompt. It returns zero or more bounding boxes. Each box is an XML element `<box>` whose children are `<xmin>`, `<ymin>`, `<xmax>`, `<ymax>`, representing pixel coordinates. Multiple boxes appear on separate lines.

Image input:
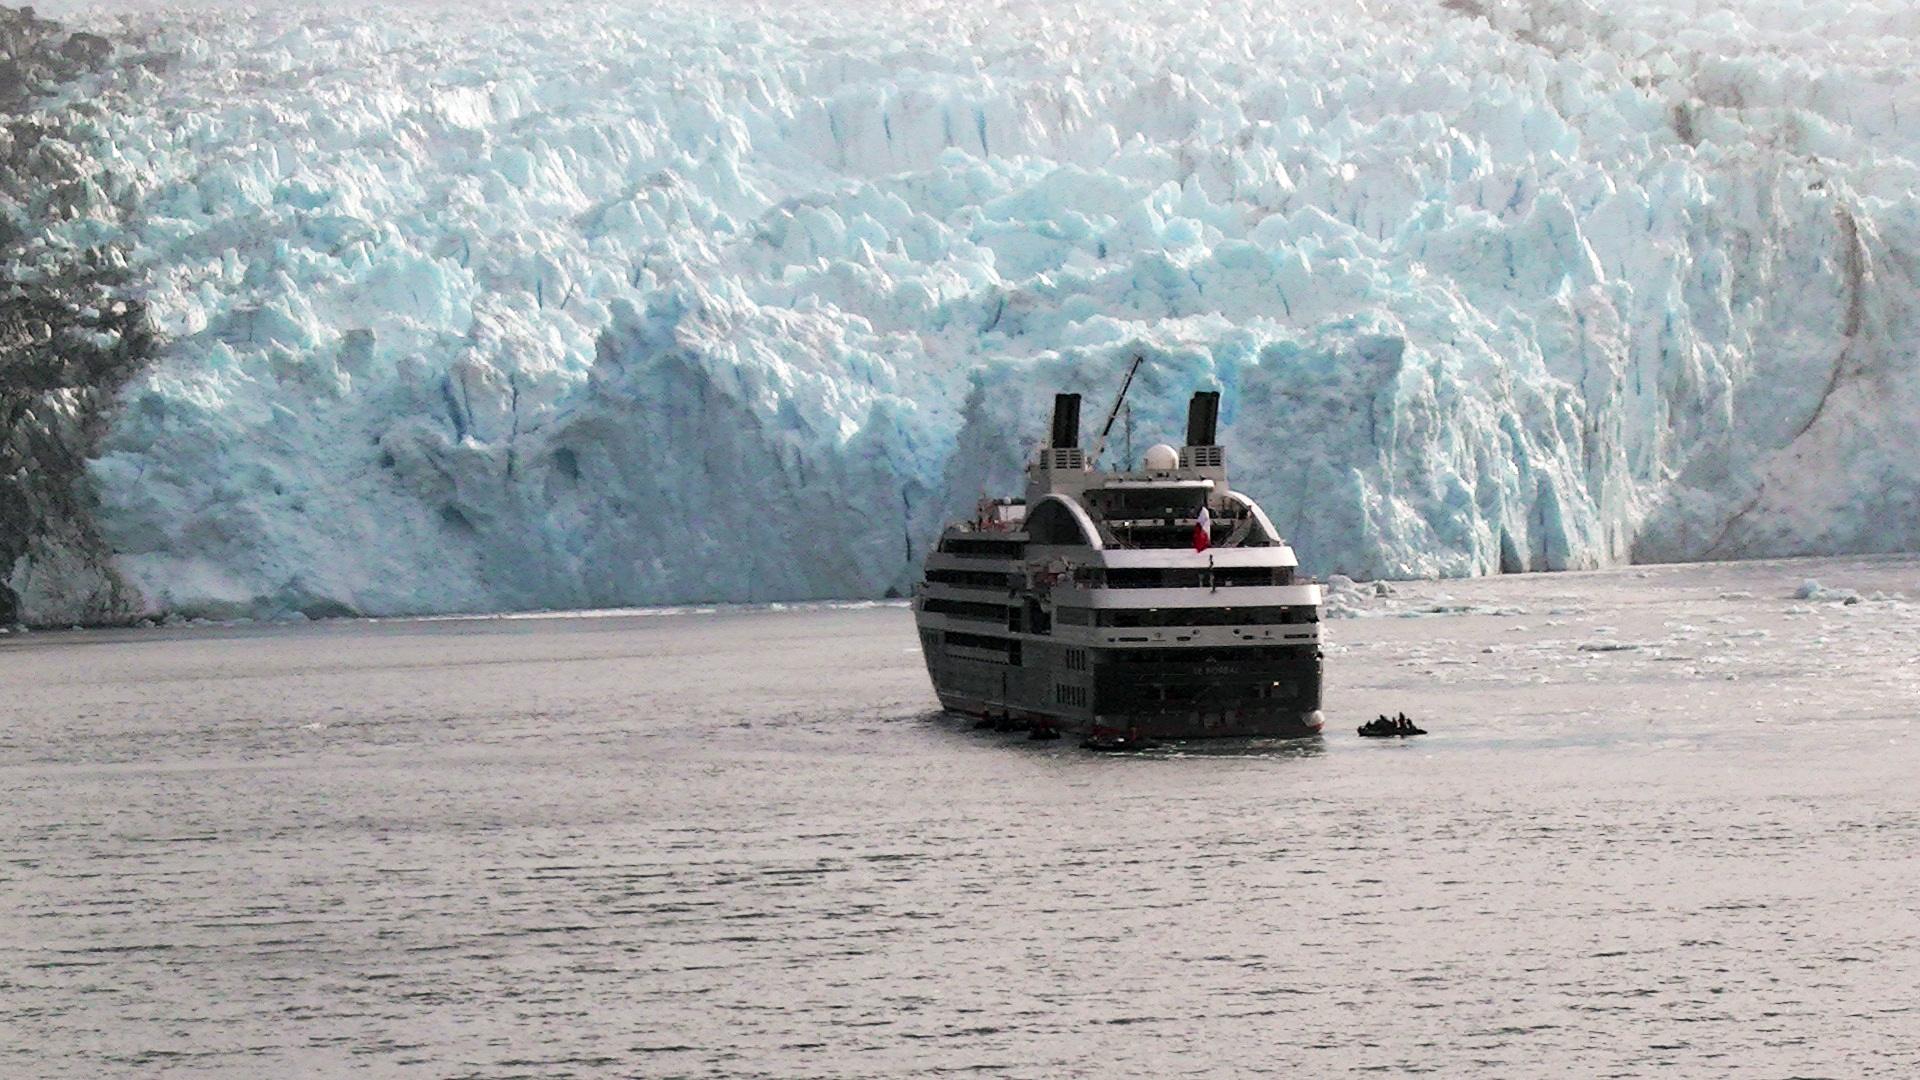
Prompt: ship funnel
<box><xmin>1050</xmin><ymin>393</ymin><xmax>1082</xmax><ymax>449</ymax></box>
<box><xmin>1185</xmin><ymin>391</ymin><xmax>1220</xmax><ymax>446</ymax></box>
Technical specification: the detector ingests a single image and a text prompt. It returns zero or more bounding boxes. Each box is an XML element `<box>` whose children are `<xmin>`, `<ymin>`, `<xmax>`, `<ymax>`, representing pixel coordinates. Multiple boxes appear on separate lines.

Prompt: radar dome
<box><xmin>1143</xmin><ymin>443</ymin><xmax>1179</xmax><ymax>470</ymax></box>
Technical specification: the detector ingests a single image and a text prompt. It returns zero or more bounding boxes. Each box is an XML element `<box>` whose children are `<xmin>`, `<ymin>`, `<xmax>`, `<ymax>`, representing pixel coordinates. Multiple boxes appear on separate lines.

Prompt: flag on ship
<box><xmin>1194</xmin><ymin>505</ymin><xmax>1211</xmax><ymax>552</ymax></box>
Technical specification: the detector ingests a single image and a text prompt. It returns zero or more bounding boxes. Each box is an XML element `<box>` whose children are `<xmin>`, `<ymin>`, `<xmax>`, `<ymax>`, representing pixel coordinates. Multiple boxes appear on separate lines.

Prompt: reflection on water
<box><xmin>1095</xmin><ymin>734</ymin><xmax>1331</xmax><ymax>759</ymax></box>
<box><xmin>4</xmin><ymin>556</ymin><xmax>1919</xmax><ymax>1078</ymax></box>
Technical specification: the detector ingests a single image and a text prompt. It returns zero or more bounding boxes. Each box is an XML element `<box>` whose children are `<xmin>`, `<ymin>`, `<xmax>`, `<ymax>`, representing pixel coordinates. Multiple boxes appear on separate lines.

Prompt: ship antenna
<box><xmin>1087</xmin><ymin>353</ymin><xmax>1144</xmax><ymax>469</ymax></box>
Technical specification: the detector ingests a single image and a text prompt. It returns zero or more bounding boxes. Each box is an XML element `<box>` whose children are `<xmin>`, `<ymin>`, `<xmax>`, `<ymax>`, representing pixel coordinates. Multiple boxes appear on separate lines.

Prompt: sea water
<box><xmin>4</xmin><ymin>555</ymin><xmax>1918</xmax><ymax>1078</ymax></box>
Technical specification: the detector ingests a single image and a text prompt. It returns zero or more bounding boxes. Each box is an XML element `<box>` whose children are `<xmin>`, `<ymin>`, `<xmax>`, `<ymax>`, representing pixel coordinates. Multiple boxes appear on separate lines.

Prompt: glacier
<box><xmin>5</xmin><ymin>0</ymin><xmax>1920</xmax><ymax>624</ymax></box>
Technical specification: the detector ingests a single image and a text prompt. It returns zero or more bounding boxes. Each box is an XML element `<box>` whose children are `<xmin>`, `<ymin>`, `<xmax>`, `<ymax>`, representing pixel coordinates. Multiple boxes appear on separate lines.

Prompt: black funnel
<box><xmin>1185</xmin><ymin>390</ymin><xmax>1220</xmax><ymax>446</ymax></box>
<box><xmin>1050</xmin><ymin>393</ymin><xmax>1082</xmax><ymax>449</ymax></box>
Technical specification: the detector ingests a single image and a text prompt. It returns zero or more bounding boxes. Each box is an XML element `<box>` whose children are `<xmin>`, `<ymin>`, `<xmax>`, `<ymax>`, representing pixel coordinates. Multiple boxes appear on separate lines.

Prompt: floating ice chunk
<box><xmin>1794</xmin><ymin>580</ymin><xmax>1861</xmax><ymax>603</ymax></box>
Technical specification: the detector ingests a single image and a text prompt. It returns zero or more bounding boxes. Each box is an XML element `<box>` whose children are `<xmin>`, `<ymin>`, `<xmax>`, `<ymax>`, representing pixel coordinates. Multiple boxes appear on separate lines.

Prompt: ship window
<box><xmin>1089</xmin><ymin>488</ymin><xmax>1210</xmax><ymax>549</ymax></box>
<box><xmin>924</xmin><ymin>598</ymin><xmax>1015</xmax><ymax>622</ymax></box>
<box><xmin>1056</xmin><ymin>607</ymin><xmax>1092</xmax><ymax>626</ymax></box>
<box><xmin>1096</xmin><ymin>606</ymin><xmax>1315</xmax><ymax>627</ymax></box>
<box><xmin>1025</xmin><ymin>500</ymin><xmax>1095</xmax><ymax>546</ymax></box>
<box><xmin>941</xmin><ymin>537</ymin><xmax>1027</xmax><ymax>559</ymax></box>
<box><xmin>1094</xmin><ymin>488</ymin><xmax>1206</xmax><ymax>515</ymax></box>
<box><xmin>944</xmin><ymin>630</ymin><xmax>1022</xmax><ymax>666</ymax></box>
<box><xmin>1105</xmin><ymin>568</ymin><xmax>1206</xmax><ymax>588</ymax></box>
<box><xmin>925</xmin><ymin>568</ymin><xmax>1018</xmax><ymax>588</ymax></box>
<box><xmin>1101</xmin><ymin>567</ymin><xmax>1290</xmax><ymax>588</ymax></box>
<box><xmin>1103</xmin><ymin>645</ymin><xmax>1318</xmax><ymax>666</ymax></box>
<box><xmin>1213</xmin><ymin>567</ymin><xmax>1286</xmax><ymax>587</ymax></box>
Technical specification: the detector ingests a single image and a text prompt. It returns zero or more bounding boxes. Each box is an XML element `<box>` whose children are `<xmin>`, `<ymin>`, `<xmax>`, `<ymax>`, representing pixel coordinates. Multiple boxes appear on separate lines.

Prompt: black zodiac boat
<box><xmin>1358</xmin><ymin>713</ymin><xmax>1425</xmax><ymax>737</ymax></box>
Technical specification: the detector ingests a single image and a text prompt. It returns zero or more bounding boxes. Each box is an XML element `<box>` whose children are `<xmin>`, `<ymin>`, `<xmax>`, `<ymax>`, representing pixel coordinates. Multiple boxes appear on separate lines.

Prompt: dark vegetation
<box><xmin>0</xmin><ymin>5</ymin><xmax>152</xmax><ymax>624</ymax></box>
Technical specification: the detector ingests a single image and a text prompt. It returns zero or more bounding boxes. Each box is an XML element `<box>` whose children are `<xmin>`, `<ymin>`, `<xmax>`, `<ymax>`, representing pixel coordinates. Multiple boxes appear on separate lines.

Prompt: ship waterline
<box><xmin>913</xmin><ymin>385</ymin><xmax>1324</xmax><ymax>739</ymax></box>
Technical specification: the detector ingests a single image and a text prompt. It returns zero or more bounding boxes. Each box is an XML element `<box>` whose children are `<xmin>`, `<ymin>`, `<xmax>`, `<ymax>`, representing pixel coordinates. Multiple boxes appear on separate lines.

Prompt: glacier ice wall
<box><xmin>10</xmin><ymin>0</ymin><xmax>1920</xmax><ymax>621</ymax></box>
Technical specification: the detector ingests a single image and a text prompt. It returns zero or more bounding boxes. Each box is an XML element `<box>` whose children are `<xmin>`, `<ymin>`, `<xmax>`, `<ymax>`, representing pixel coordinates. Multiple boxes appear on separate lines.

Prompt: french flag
<box><xmin>1194</xmin><ymin>505</ymin><xmax>1211</xmax><ymax>552</ymax></box>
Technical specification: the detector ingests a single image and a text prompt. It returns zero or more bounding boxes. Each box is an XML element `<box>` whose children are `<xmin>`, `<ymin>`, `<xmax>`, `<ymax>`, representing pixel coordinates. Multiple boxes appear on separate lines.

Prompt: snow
<box><xmin>12</xmin><ymin>0</ymin><xmax>1920</xmax><ymax>619</ymax></box>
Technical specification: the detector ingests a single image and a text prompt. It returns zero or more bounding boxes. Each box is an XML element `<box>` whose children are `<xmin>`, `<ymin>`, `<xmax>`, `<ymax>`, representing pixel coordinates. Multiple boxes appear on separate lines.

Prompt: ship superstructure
<box><xmin>913</xmin><ymin>385</ymin><xmax>1324</xmax><ymax>740</ymax></box>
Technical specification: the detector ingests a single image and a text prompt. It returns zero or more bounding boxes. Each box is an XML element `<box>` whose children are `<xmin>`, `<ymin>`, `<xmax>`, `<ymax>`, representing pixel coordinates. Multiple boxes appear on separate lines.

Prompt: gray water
<box><xmin>4</xmin><ymin>555</ymin><xmax>1919</xmax><ymax>1078</ymax></box>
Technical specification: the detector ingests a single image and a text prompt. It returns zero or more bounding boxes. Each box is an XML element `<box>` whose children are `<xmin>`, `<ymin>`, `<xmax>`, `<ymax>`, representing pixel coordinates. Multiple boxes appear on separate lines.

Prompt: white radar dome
<box><xmin>1143</xmin><ymin>444</ymin><xmax>1180</xmax><ymax>470</ymax></box>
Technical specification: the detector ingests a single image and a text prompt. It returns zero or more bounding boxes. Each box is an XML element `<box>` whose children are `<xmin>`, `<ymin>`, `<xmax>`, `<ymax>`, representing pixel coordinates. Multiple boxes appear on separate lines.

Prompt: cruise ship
<box><xmin>913</xmin><ymin>383</ymin><xmax>1324</xmax><ymax>740</ymax></box>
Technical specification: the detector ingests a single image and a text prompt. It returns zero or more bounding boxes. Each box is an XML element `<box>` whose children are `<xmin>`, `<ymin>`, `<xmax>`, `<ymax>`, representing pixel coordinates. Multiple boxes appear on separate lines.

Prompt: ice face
<box><xmin>11</xmin><ymin>0</ymin><xmax>1920</xmax><ymax>621</ymax></box>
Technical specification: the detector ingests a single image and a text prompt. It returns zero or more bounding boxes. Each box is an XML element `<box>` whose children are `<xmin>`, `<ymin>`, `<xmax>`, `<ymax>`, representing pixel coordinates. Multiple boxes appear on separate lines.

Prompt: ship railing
<box><xmin>971</xmin><ymin>496</ymin><xmax>1028</xmax><ymax>531</ymax></box>
<box><xmin>1094</xmin><ymin>506</ymin><xmax>1251</xmax><ymax>544</ymax></box>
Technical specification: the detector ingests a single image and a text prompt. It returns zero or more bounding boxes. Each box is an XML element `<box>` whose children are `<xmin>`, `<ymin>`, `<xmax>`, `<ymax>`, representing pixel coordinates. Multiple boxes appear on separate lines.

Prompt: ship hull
<box><xmin>918</xmin><ymin>631</ymin><xmax>1323</xmax><ymax>740</ymax></box>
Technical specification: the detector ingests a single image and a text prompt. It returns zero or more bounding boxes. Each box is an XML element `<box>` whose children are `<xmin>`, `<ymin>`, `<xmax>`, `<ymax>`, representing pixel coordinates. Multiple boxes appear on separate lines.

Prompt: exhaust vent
<box><xmin>1185</xmin><ymin>390</ymin><xmax>1220</xmax><ymax>448</ymax></box>
<box><xmin>1050</xmin><ymin>393</ymin><xmax>1082</xmax><ymax>449</ymax></box>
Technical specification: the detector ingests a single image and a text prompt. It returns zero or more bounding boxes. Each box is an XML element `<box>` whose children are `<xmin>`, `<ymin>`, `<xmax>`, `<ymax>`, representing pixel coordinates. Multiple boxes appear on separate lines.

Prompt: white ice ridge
<box><xmin>17</xmin><ymin>0</ymin><xmax>1920</xmax><ymax>619</ymax></box>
